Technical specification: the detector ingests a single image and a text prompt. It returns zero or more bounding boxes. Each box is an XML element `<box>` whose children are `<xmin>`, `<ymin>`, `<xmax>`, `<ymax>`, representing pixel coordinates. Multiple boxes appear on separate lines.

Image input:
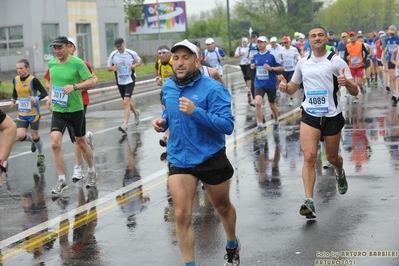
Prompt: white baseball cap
<box><xmin>298</xmin><ymin>33</ymin><xmax>305</xmax><ymax>39</ymax></box>
<box><xmin>171</xmin><ymin>39</ymin><xmax>199</xmax><ymax>57</ymax></box>
<box><xmin>270</xmin><ymin>36</ymin><xmax>277</xmax><ymax>42</ymax></box>
<box><xmin>205</xmin><ymin>38</ymin><xmax>215</xmax><ymax>44</ymax></box>
<box><xmin>257</xmin><ymin>36</ymin><xmax>268</xmax><ymax>42</ymax></box>
<box><xmin>67</xmin><ymin>37</ymin><xmax>76</xmax><ymax>47</ymax></box>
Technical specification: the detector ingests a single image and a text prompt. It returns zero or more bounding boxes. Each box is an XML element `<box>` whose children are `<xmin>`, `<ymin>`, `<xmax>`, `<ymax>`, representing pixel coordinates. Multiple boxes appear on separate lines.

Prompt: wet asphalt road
<box><xmin>0</xmin><ymin>68</ymin><xmax>399</xmax><ymax>266</ymax></box>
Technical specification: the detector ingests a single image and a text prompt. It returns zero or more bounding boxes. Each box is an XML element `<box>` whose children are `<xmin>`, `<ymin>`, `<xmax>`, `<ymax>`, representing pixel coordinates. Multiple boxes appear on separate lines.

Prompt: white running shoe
<box><xmin>51</xmin><ymin>179</ymin><xmax>69</xmax><ymax>195</ymax></box>
<box><xmin>72</xmin><ymin>166</ymin><xmax>84</xmax><ymax>182</ymax></box>
<box><xmin>118</xmin><ymin>124</ymin><xmax>128</xmax><ymax>135</ymax></box>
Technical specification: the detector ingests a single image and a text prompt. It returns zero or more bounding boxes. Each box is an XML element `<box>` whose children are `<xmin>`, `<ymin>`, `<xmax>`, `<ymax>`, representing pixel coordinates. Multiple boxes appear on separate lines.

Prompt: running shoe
<box><xmin>254</xmin><ymin>125</ymin><xmax>264</xmax><ymax>136</ymax></box>
<box><xmin>224</xmin><ymin>237</ymin><xmax>241</xmax><ymax>266</ymax></box>
<box><xmin>134</xmin><ymin>110</ymin><xmax>140</xmax><ymax>126</ymax></box>
<box><xmin>86</xmin><ymin>131</ymin><xmax>94</xmax><ymax>150</ymax></box>
<box><xmin>37</xmin><ymin>154</ymin><xmax>45</xmax><ymax>166</ymax></box>
<box><xmin>118</xmin><ymin>124</ymin><xmax>128</xmax><ymax>135</ymax></box>
<box><xmin>386</xmin><ymin>86</ymin><xmax>391</xmax><ymax>92</ymax></box>
<box><xmin>72</xmin><ymin>166</ymin><xmax>84</xmax><ymax>182</ymax></box>
<box><xmin>51</xmin><ymin>179</ymin><xmax>68</xmax><ymax>195</ymax></box>
<box><xmin>335</xmin><ymin>169</ymin><xmax>348</xmax><ymax>195</ymax></box>
<box><xmin>323</xmin><ymin>161</ymin><xmax>332</xmax><ymax>169</ymax></box>
<box><xmin>360</xmin><ymin>86</ymin><xmax>366</xmax><ymax>94</ymax></box>
<box><xmin>31</xmin><ymin>141</ymin><xmax>37</xmax><ymax>153</ymax></box>
<box><xmin>299</xmin><ymin>199</ymin><xmax>316</xmax><ymax>219</ymax></box>
<box><xmin>86</xmin><ymin>171</ymin><xmax>98</xmax><ymax>188</ymax></box>
<box><xmin>353</xmin><ymin>97</ymin><xmax>359</xmax><ymax>103</ymax></box>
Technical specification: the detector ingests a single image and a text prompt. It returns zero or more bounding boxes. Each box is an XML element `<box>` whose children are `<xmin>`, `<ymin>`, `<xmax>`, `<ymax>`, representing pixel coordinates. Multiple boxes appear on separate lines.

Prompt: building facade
<box><xmin>0</xmin><ymin>0</ymin><xmax>125</xmax><ymax>76</ymax></box>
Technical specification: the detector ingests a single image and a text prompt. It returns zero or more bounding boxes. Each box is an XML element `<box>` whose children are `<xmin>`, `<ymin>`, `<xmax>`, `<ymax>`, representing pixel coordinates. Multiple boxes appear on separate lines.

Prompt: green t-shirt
<box><xmin>48</xmin><ymin>55</ymin><xmax>92</xmax><ymax>113</ymax></box>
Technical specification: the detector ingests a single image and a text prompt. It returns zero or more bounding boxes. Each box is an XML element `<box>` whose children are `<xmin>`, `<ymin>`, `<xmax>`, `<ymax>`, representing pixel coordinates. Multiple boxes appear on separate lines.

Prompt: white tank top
<box><xmin>202</xmin><ymin>66</ymin><xmax>211</xmax><ymax>77</ymax></box>
<box><xmin>292</xmin><ymin>52</ymin><xmax>350</xmax><ymax>117</ymax></box>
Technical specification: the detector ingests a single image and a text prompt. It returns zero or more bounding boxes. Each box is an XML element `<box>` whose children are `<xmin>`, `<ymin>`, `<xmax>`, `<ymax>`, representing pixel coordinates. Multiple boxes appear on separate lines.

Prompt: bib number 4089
<box><xmin>309</xmin><ymin>97</ymin><xmax>326</xmax><ymax>105</ymax></box>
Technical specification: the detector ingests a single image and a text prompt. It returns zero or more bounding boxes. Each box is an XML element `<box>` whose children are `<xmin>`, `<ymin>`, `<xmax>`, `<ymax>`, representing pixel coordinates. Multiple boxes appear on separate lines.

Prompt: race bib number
<box><xmin>118</xmin><ymin>65</ymin><xmax>129</xmax><ymax>80</ymax></box>
<box><xmin>351</xmin><ymin>56</ymin><xmax>361</xmax><ymax>66</ymax></box>
<box><xmin>208</xmin><ymin>60</ymin><xmax>218</xmax><ymax>68</ymax></box>
<box><xmin>18</xmin><ymin>98</ymin><xmax>31</xmax><ymax>113</ymax></box>
<box><xmin>284</xmin><ymin>58</ymin><xmax>294</xmax><ymax>71</ymax></box>
<box><xmin>305</xmin><ymin>89</ymin><xmax>328</xmax><ymax>115</ymax></box>
<box><xmin>52</xmin><ymin>85</ymin><xmax>68</xmax><ymax>107</ymax></box>
<box><xmin>256</xmin><ymin>66</ymin><xmax>269</xmax><ymax>80</ymax></box>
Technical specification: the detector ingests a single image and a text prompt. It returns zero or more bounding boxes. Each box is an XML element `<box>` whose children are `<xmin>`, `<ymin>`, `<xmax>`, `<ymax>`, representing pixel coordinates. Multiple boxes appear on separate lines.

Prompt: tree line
<box><xmin>124</xmin><ymin>0</ymin><xmax>398</xmax><ymax>52</ymax></box>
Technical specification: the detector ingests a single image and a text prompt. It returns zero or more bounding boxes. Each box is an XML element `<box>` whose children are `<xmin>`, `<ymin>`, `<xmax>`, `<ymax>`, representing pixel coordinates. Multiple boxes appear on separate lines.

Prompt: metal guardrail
<box><xmin>0</xmin><ymin>78</ymin><xmax>155</xmax><ymax>107</ymax></box>
<box><xmin>1</xmin><ymin>60</ymin><xmax>241</xmax><ymax>117</ymax></box>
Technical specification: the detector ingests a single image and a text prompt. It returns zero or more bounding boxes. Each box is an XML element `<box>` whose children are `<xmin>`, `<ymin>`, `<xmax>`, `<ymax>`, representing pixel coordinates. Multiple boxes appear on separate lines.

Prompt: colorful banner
<box><xmin>129</xmin><ymin>1</ymin><xmax>186</xmax><ymax>35</ymax></box>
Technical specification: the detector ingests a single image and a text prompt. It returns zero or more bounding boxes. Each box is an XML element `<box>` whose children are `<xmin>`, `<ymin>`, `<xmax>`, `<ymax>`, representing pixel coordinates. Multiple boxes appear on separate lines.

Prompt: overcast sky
<box><xmin>143</xmin><ymin>0</ymin><xmax>237</xmax><ymax>16</ymax></box>
<box><xmin>185</xmin><ymin>0</ymin><xmax>237</xmax><ymax>16</ymax></box>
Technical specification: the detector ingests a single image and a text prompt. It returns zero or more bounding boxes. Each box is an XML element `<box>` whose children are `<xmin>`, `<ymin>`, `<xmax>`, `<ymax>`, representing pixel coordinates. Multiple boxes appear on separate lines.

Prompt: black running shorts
<box><xmin>168</xmin><ymin>148</ymin><xmax>234</xmax><ymax>185</ymax></box>
<box><xmin>301</xmin><ymin>111</ymin><xmax>345</xmax><ymax>136</ymax></box>
<box><xmin>50</xmin><ymin>110</ymin><xmax>86</xmax><ymax>138</ymax></box>
<box><xmin>117</xmin><ymin>81</ymin><xmax>135</xmax><ymax>99</ymax></box>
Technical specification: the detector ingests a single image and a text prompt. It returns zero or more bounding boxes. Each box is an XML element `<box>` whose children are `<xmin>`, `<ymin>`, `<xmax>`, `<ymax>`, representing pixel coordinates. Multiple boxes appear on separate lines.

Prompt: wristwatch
<box><xmin>0</xmin><ymin>160</ymin><xmax>8</xmax><ymax>173</ymax></box>
<box><xmin>73</xmin><ymin>85</ymin><xmax>78</xmax><ymax>91</ymax></box>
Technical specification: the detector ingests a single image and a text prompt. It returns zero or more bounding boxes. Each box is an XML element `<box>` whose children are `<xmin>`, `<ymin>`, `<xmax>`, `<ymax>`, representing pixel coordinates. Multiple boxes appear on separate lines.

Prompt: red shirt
<box><xmin>44</xmin><ymin>61</ymin><xmax>92</xmax><ymax>105</ymax></box>
<box><xmin>375</xmin><ymin>39</ymin><xmax>383</xmax><ymax>60</ymax></box>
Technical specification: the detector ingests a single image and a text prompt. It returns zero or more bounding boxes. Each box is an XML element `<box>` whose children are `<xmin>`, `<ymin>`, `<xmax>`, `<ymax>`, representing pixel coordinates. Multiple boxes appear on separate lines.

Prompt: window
<box><xmin>42</xmin><ymin>24</ymin><xmax>59</xmax><ymax>61</ymax></box>
<box><xmin>105</xmin><ymin>23</ymin><xmax>118</xmax><ymax>55</ymax></box>
<box><xmin>0</xmin><ymin>26</ymin><xmax>24</xmax><ymax>56</ymax></box>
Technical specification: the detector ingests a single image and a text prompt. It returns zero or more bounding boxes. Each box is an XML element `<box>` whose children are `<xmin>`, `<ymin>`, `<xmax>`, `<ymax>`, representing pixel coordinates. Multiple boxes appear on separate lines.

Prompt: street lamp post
<box><xmin>311</xmin><ymin>0</ymin><xmax>314</xmax><ymax>26</ymax></box>
<box><xmin>156</xmin><ymin>0</ymin><xmax>160</xmax><ymax>40</ymax></box>
<box><xmin>227</xmin><ymin>0</ymin><xmax>233</xmax><ymax>57</ymax></box>
<box><xmin>357</xmin><ymin>0</ymin><xmax>360</xmax><ymax>30</ymax></box>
